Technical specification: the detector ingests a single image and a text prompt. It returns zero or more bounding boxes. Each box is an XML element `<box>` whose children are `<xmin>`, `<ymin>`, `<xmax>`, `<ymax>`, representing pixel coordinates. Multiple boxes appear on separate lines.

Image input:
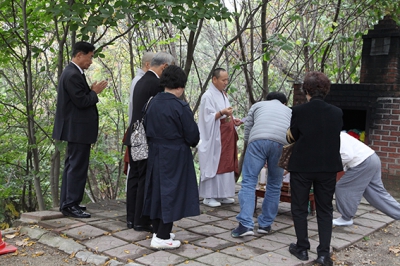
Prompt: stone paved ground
<box><xmin>4</xmin><ymin>184</ymin><xmax>394</xmax><ymax>266</ymax></box>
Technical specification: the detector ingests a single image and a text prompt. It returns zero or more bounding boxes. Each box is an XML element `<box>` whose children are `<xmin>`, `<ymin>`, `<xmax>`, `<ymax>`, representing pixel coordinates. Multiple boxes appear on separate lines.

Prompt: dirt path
<box><xmin>332</xmin><ymin>220</ymin><xmax>400</xmax><ymax>266</ymax></box>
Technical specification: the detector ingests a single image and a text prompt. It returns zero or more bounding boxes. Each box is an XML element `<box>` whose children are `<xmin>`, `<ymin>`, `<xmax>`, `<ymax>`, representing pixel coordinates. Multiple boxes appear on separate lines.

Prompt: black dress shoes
<box><xmin>315</xmin><ymin>255</ymin><xmax>333</xmax><ymax>266</ymax></box>
<box><xmin>78</xmin><ymin>205</ymin><xmax>87</xmax><ymax>211</ymax></box>
<box><xmin>289</xmin><ymin>243</ymin><xmax>309</xmax><ymax>261</ymax></box>
<box><xmin>127</xmin><ymin>221</ymin><xmax>134</xmax><ymax>229</ymax></box>
<box><xmin>62</xmin><ymin>206</ymin><xmax>91</xmax><ymax>218</ymax></box>
<box><xmin>133</xmin><ymin>224</ymin><xmax>153</xmax><ymax>233</ymax></box>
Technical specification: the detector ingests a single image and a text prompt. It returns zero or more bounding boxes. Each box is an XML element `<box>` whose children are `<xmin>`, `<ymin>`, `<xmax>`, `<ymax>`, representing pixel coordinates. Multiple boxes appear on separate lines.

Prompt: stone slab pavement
<box><xmin>5</xmin><ymin>184</ymin><xmax>394</xmax><ymax>266</ymax></box>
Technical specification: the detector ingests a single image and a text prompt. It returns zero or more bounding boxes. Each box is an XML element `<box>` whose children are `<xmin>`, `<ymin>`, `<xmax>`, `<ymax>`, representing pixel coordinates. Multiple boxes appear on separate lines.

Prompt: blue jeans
<box><xmin>236</xmin><ymin>139</ymin><xmax>284</xmax><ymax>228</ymax></box>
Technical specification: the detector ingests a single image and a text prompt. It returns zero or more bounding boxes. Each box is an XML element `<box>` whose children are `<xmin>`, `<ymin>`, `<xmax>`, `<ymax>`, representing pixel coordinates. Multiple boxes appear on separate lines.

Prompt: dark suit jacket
<box><xmin>52</xmin><ymin>63</ymin><xmax>99</xmax><ymax>144</ymax></box>
<box><xmin>123</xmin><ymin>70</ymin><xmax>163</xmax><ymax>146</ymax></box>
<box><xmin>288</xmin><ymin>96</ymin><xmax>343</xmax><ymax>173</ymax></box>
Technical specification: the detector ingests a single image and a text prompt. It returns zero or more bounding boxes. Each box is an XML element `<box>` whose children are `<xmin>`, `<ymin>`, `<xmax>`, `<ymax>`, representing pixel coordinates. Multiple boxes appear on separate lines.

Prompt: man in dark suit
<box><xmin>53</xmin><ymin>41</ymin><xmax>108</xmax><ymax>218</ymax></box>
<box><xmin>287</xmin><ymin>72</ymin><xmax>343</xmax><ymax>266</ymax></box>
<box><xmin>124</xmin><ymin>51</ymin><xmax>175</xmax><ymax>231</ymax></box>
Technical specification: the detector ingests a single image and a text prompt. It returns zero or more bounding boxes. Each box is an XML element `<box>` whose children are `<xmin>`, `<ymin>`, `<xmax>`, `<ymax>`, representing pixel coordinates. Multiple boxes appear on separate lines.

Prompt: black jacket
<box><xmin>52</xmin><ymin>63</ymin><xmax>99</xmax><ymax>144</ymax></box>
<box><xmin>288</xmin><ymin>96</ymin><xmax>343</xmax><ymax>173</ymax></box>
<box><xmin>123</xmin><ymin>70</ymin><xmax>163</xmax><ymax>146</ymax></box>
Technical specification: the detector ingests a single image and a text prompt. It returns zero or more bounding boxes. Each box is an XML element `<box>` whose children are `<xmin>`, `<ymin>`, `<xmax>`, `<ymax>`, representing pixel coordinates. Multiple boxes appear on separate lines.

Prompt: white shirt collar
<box><xmin>71</xmin><ymin>61</ymin><xmax>84</xmax><ymax>74</ymax></box>
<box><xmin>148</xmin><ymin>69</ymin><xmax>159</xmax><ymax>78</ymax></box>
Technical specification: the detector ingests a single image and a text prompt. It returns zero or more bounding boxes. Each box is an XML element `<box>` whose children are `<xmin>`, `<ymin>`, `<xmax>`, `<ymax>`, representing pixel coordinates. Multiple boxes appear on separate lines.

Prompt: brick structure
<box><xmin>292</xmin><ymin>16</ymin><xmax>400</xmax><ymax>177</ymax></box>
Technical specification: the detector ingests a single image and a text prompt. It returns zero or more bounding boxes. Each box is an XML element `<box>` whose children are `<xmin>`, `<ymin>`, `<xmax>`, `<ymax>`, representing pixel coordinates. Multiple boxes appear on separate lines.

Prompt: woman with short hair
<box><xmin>143</xmin><ymin>65</ymin><xmax>200</xmax><ymax>250</ymax></box>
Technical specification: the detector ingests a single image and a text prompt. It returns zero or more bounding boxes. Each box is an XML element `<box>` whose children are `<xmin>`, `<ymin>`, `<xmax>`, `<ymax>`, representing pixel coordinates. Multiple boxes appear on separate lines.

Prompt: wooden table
<box><xmin>255</xmin><ymin>183</ymin><xmax>316</xmax><ymax>215</ymax></box>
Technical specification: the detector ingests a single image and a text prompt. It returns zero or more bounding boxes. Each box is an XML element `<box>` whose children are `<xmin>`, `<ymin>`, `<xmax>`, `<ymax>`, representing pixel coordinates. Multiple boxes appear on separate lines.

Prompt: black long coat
<box><xmin>288</xmin><ymin>96</ymin><xmax>343</xmax><ymax>172</ymax></box>
<box><xmin>52</xmin><ymin>63</ymin><xmax>99</xmax><ymax>144</ymax></box>
<box><xmin>142</xmin><ymin>92</ymin><xmax>200</xmax><ymax>223</ymax></box>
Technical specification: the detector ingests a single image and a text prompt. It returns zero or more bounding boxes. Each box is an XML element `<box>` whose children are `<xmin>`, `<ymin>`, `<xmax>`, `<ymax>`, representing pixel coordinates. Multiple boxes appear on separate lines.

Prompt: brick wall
<box><xmin>370</xmin><ymin>98</ymin><xmax>400</xmax><ymax>176</ymax></box>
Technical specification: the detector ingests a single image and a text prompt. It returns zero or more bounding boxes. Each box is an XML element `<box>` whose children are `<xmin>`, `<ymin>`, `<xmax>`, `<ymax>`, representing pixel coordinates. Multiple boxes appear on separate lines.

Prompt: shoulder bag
<box><xmin>130</xmin><ymin>97</ymin><xmax>153</xmax><ymax>161</ymax></box>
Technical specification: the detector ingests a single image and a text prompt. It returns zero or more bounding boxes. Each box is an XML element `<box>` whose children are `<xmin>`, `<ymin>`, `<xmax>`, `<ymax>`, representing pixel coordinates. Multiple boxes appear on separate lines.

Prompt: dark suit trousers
<box><xmin>60</xmin><ymin>142</ymin><xmax>91</xmax><ymax>210</ymax></box>
<box><xmin>126</xmin><ymin>150</ymin><xmax>150</xmax><ymax>226</ymax></box>
<box><xmin>290</xmin><ymin>171</ymin><xmax>336</xmax><ymax>257</ymax></box>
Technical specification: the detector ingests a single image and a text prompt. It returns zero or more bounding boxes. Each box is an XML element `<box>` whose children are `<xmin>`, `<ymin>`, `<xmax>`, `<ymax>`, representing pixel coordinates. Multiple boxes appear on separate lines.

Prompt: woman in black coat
<box><xmin>143</xmin><ymin>65</ymin><xmax>200</xmax><ymax>250</ymax></box>
<box><xmin>287</xmin><ymin>72</ymin><xmax>343</xmax><ymax>266</ymax></box>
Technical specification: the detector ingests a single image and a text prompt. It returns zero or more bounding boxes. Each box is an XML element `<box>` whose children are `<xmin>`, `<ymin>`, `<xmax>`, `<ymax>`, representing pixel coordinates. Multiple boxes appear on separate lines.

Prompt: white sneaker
<box><xmin>217</xmin><ymin>198</ymin><xmax>235</xmax><ymax>204</ymax></box>
<box><xmin>333</xmin><ymin>217</ymin><xmax>353</xmax><ymax>226</ymax></box>
<box><xmin>150</xmin><ymin>235</ymin><xmax>181</xmax><ymax>249</ymax></box>
<box><xmin>153</xmin><ymin>233</ymin><xmax>175</xmax><ymax>239</ymax></box>
<box><xmin>203</xmin><ymin>198</ymin><xmax>221</xmax><ymax>207</ymax></box>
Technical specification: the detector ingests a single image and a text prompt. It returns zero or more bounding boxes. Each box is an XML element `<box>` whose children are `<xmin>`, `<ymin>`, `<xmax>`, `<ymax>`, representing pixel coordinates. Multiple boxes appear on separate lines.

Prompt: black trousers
<box><xmin>290</xmin><ymin>171</ymin><xmax>336</xmax><ymax>257</ymax></box>
<box><xmin>126</xmin><ymin>149</ymin><xmax>150</xmax><ymax>226</ymax></box>
<box><xmin>152</xmin><ymin>219</ymin><xmax>173</xmax><ymax>240</ymax></box>
<box><xmin>60</xmin><ymin>142</ymin><xmax>91</xmax><ymax>210</ymax></box>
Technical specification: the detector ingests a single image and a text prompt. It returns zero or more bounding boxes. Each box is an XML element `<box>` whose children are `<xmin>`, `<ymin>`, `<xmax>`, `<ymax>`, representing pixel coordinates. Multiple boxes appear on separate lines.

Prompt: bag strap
<box><xmin>286</xmin><ymin>128</ymin><xmax>295</xmax><ymax>143</ymax></box>
<box><xmin>131</xmin><ymin>96</ymin><xmax>154</xmax><ymax>131</ymax></box>
<box><xmin>144</xmin><ymin>96</ymin><xmax>153</xmax><ymax>113</ymax></box>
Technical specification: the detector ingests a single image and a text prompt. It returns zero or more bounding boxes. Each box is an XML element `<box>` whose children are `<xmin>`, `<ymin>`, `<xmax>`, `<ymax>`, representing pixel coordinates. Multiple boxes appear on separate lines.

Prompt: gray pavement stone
<box><xmin>192</xmin><ymin>236</ymin><xmax>235</xmax><ymax>251</ymax></box>
<box><xmin>37</xmin><ymin>232</ymin><xmax>65</xmax><ymax>248</ymax></box>
<box><xmin>234</xmin><ymin>260</ymin><xmax>266</xmax><ymax>266</ymax></box>
<box><xmin>335</xmin><ymin>224</ymin><xmax>376</xmax><ymax>236</ymax></box>
<box><xmin>252</xmin><ymin>252</ymin><xmax>303</xmax><ymax>266</ymax></box>
<box><xmin>83</xmin><ymin>235</ymin><xmax>128</xmax><ymax>252</ymax></box>
<box><xmin>20</xmin><ymin>226</ymin><xmax>48</xmax><ymax>239</ymax></box>
<box><xmin>102</xmin><ymin>243</ymin><xmax>152</xmax><ymax>262</ymax></box>
<box><xmin>20</xmin><ymin>211</ymin><xmax>64</xmax><ymax>222</ymax></box>
<box><xmin>256</xmin><ymin>232</ymin><xmax>297</xmax><ymax>246</ymax></box>
<box><xmin>353</xmin><ymin>217</ymin><xmax>387</xmax><ymax>229</ymax></box>
<box><xmin>92</xmin><ymin>220</ymin><xmax>127</xmax><ymax>233</ymax></box>
<box><xmin>169</xmin><ymin>243</ymin><xmax>213</xmax><ymax>259</ymax></box>
<box><xmin>209</xmin><ymin>209</ymin><xmax>238</xmax><ymax>218</ymax></box>
<box><xmin>62</xmin><ymin>224</ymin><xmax>108</xmax><ymax>240</ymax></box>
<box><xmin>38</xmin><ymin>217</ymin><xmax>83</xmax><ymax>230</ymax></box>
<box><xmin>195</xmin><ymin>252</ymin><xmax>245</xmax><ymax>266</ymax></box>
<box><xmin>213</xmin><ymin>219</ymin><xmax>238</xmax><ymax>230</ymax></box>
<box><xmin>113</xmin><ymin>229</ymin><xmax>152</xmax><ymax>242</ymax></box>
<box><xmin>58</xmin><ymin>237</ymin><xmax>86</xmax><ymax>254</ymax></box>
<box><xmin>176</xmin><ymin>260</ymin><xmax>210</xmax><ymax>266</ymax></box>
<box><xmin>268</xmin><ymin>221</ymin><xmax>293</xmax><ymax>232</ymax></box>
<box><xmin>224</xmin><ymin>204</ymin><xmax>241</xmax><ymax>213</ymax></box>
<box><xmin>330</xmin><ymin>228</ymin><xmax>364</xmax><ymax>243</ymax></box>
<box><xmin>214</xmin><ymin>230</ymin><xmax>256</xmax><ymax>243</ymax></box>
<box><xmin>187</xmin><ymin>213</ymin><xmax>222</xmax><ymax>223</ymax></box>
<box><xmin>134</xmin><ymin>250</ymin><xmax>186</xmax><ymax>266</ymax></box>
<box><xmin>86</xmin><ymin>253</ymin><xmax>109</xmax><ymax>265</ymax></box>
<box><xmin>188</xmin><ymin>224</ymin><xmax>228</xmax><ymax>236</ymax></box>
<box><xmin>270</xmin><ymin>214</ymin><xmax>294</xmax><ymax>226</ymax></box>
<box><xmin>173</xmin><ymin>229</ymin><xmax>207</xmax><ymax>242</ymax></box>
<box><xmin>75</xmin><ymin>251</ymin><xmax>94</xmax><ymax>262</ymax></box>
<box><xmin>359</xmin><ymin>212</ymin><xmax>394</xmax><ymax>223</ymax></box>
<box><xmin>174</xmin><ymin>218</ymin><xmax>203</xmax><ymax>229</ymax></box>
<box><xmin>244</xmin><ymin>237</ymin><xmax>287</xmax><ymax>251</ymax></box>
<box><xmin>136</xmin><ymin>238</ymin><xmax>152</xmax><ymax>248</ymax></box>
<box><xmin>330</xmin><ymin>235</ymin><xmax>352</xmax><ymax>250</ymax></box>
<box><xmin>96</xmin><ymin>209</ymin><xmax>127</xmax><ymax>219</ymax></box>
<box><xmin>108</xmin><ymin>259</ymin><xmax>124</xmax><ymax>266</ymax></box>
<box><xmin>279</xmin><ymin>226</ymin><xmax>318</xmax><ymax>238</ymax></box>
<box><xmin>71</xmin><ymin>215</ymin><xmax>103</xmax><ymax>223</ymax></box>
<box><xmin>219</xmin><ymin>245</ymin><xmax>266</xmax><ymax>260</ymax></box>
